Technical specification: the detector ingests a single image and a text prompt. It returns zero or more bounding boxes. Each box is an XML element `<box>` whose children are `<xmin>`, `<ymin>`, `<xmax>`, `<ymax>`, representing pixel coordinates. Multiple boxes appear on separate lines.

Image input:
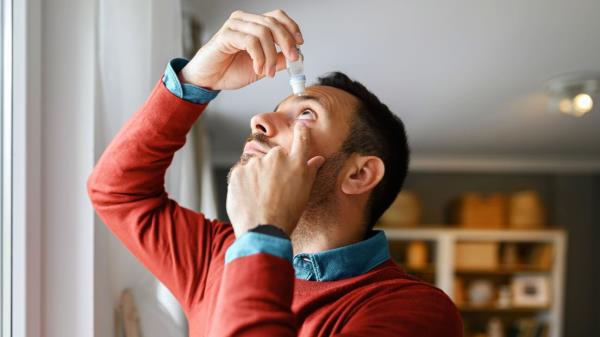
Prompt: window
<box><xmin>0</xmin><ymin>0</ymin><xmax>11</xmax><ymax>334</ymax></box>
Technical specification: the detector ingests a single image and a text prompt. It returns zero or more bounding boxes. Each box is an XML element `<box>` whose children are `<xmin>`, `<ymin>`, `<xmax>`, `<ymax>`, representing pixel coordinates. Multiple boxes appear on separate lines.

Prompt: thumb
<box><xmin>306</xmin><ymin>155</ymin><xmax>326</xmax><ymax>177</ymax></box>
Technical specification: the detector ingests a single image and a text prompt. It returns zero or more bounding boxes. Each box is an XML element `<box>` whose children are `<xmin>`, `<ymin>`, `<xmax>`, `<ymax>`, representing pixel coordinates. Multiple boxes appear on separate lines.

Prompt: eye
<box><xmin>296</xmin><ymin>109</ymin><xmax>317</xmax><ymax>121</ymax></box>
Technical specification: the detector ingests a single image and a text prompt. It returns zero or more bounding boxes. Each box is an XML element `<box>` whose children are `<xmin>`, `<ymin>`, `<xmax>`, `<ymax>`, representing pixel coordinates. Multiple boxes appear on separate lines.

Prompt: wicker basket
<box><xmin>452</xmin><ymin>193</ymin><xmax>507</xmax><ymax>228</ymax></box>
<box><xmin>508</xmin><ymin>190</ymin><xmax>546</xmax><ymax>229</ymax></box>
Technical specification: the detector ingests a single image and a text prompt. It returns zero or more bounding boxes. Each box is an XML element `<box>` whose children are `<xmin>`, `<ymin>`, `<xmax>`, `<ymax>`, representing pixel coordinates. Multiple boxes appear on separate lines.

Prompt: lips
<box><xmin>243</xmin><ymin>141</ymin><xmax>269</xmax><ymax>155</ymax></box>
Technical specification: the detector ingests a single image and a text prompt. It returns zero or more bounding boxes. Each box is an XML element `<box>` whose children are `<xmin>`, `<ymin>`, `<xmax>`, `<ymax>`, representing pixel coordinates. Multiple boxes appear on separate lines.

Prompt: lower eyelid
<box><xmin>293</xmin><ymin>119</ymin><xmax>316</xmax><ymax>125</ymax></box>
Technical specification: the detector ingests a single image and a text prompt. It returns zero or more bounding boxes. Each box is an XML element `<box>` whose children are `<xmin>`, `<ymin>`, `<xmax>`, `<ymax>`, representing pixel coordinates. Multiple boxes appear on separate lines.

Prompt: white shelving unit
<box><xmin>378</xmin><ymin>227</ymin><xmax>567</xmax><ymax>337</ymax></box>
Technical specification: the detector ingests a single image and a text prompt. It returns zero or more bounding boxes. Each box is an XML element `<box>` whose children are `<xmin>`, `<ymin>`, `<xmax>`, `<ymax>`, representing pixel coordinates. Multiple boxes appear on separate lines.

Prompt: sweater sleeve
<box><xmin>87</xmin><ymin>80</ymin><xmax>234</xmax><ymax>313</ymax></box>
<box><xmin>209</xmin><ymin>253</ymin><xmax>297</xmax><ymax>337</ymax></box>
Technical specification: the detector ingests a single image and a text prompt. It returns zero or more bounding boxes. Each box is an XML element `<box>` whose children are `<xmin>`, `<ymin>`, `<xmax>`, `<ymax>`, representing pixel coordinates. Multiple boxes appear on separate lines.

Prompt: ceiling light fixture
<box><xmin>572</xmin><ymin>93</ymin><xmax>593</xmax><ymax>115</ymax></box>
<box><xmin>545</xmin><ymin>73</ymin><xmax>599</xmax><ymax>117</ymax></box>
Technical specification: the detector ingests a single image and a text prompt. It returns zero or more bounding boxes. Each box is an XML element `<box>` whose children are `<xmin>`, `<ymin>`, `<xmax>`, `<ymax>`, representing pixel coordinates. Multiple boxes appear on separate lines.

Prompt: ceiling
<box><xmin>183</xmin><ymin>0</ymin><xmax>600</xmax><ymax>169</ymax></box>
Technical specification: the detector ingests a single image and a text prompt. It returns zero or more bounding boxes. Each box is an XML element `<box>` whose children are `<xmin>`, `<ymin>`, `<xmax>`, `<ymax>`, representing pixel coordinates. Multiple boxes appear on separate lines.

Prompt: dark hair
<box><xmin>317</xmin><ymin>72</ymin><xmax>410</xmax><ymax>231</ymax></box>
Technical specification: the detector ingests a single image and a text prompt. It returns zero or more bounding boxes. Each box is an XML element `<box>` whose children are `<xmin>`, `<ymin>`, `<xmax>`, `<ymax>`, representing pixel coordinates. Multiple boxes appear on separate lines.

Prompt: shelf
<box><xmin>379</xmin><ymin>227</ymin><xmax>566</xmax><ymax>243</ymax></box>
<box><xmin>459</xmin><ymin>306</ymin><xmax>550</xmax><ymax>314</ymax></box>
<box><xmin>378</xmin><ymin>226</ymin><xmax>564</xmax><ymax>232</ymax></box>
<box><xmin>398</xmin><ymin>265</ymin><xmax>552</xmax><ymax>280</ymax></box>
<box><xmin>456</xmin><ymin>266</ymin><xmax>551</xmax><ymax>276</ymax></box>
<box><xmin>380</xmin><ymin>227</ymin><xmax>566</xmax><ymax>337</ymax></box>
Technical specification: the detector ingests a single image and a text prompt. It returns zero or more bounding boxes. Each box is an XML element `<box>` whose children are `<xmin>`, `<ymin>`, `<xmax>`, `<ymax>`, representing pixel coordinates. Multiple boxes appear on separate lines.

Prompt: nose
<box><xmin>250</xmin><ymin>112</ymin><xmax>283</xmax><ymax>137</ymax></box>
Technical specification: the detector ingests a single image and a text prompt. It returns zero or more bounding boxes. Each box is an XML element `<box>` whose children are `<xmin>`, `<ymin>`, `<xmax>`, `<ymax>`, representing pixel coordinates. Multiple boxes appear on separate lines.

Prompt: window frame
<box><xmin>1</xmin><ymin>0</ymin><xmax>12</xmax><ymax>334</ymax></box>
<box><xmin>10</xmin><ymin>0</ymin><xmax>43</xmax><ymax>336</ymax></box>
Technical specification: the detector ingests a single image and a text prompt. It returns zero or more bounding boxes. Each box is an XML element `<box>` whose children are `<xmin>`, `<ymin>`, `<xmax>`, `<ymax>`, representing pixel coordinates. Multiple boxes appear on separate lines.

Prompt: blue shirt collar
<box><xmin>292</xmin><ymin>230</ymin><xmax>390</xmax><ymax>281</ymax></box>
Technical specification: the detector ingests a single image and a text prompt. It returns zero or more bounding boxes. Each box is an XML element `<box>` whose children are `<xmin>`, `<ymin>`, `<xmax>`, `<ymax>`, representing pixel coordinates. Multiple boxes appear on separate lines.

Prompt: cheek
<box><xmin>320</xmin><ymin>119</ymin><xmax>349</xmax><ymax>147</ymax></box>
<box><xmin>308</xmin><ymin>130</ymin><xmax>339</xmax><ymax>159</ymax></box>
<box><xmin>279</xmin><ymin>124</ymin><xmax>341</xmax><ymax>158</ymax></box>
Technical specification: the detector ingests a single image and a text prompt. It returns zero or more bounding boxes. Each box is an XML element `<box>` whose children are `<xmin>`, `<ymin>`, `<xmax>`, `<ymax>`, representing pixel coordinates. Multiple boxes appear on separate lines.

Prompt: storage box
<box><xmin>455</xmin><ymin>242</ymin><xmax>499</xmax><ymax>270</ymax></box>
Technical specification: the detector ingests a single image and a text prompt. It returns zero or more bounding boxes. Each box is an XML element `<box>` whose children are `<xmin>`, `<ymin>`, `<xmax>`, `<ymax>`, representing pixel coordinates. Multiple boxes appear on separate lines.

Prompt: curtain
<box><xmin>97</xmin><ymin>0</ymin><xmax>217</xmax><ymax>336</ymax></box>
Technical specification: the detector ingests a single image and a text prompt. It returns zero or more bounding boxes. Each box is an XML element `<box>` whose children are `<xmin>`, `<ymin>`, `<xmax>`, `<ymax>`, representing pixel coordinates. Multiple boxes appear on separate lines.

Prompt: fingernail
<box><xmin>289</xmin><ymin>48</ymin><xmax>298</xmax><ymax>61</ymax></box>
<box><xmin>317</xmin><ymin>156</ymin><xmax>326</xmax><ymax>168</ymax></box>
<box><xmin>295</xmin><ymin>32</ymin><xmax>304</xmax><ymax>44</ymax></box>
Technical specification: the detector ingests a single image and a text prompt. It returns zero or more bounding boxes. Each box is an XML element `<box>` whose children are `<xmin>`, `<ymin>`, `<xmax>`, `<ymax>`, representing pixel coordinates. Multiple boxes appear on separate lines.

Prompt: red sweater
<box><xmin>87</xmin><ymin>81</ymin><xmax>463</xmax><ymax>337</ymax></box>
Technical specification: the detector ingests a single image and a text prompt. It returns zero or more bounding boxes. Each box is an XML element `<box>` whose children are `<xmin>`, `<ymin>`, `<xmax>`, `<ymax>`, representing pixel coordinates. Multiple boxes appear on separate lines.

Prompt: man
<box><xmin>88</xmin><ymin>9</ymin><xmax>462</xmax><ymax>337</ymax></box>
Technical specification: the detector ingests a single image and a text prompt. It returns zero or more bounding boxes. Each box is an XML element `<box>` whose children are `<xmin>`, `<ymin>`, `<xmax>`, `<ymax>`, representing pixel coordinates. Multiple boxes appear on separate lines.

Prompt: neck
<box><xmin>291</xmin><ymin>199</ymin><xmax>366</xmax><ymax>255</ymax></box>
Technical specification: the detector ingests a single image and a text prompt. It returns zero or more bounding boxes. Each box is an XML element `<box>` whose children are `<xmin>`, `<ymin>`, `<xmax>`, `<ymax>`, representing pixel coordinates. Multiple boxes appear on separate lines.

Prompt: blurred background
<box><xmin>2</xmin><ymin>1</ymin><xmax>599</xmax><ymax>337</ymax></box>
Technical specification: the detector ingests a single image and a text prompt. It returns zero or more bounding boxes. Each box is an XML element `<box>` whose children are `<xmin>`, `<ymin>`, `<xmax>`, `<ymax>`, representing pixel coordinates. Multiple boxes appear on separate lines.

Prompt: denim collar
<box><xmin>292</xmin><ymin>230</ymin><xmax>390</xmax><ymax>281</ymax></box>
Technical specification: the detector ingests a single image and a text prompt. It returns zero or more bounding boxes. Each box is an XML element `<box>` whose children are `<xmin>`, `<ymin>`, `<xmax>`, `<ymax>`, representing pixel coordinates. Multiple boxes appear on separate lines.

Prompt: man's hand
<box><xmin>226</xmin><ymin>123</ymin><xmax>325</xmax><ymax>238</ymax></box>
<box><xmin>179</xmin><ymin>9</ymin><xmax>303</xmax><ymax>90</ymax></box>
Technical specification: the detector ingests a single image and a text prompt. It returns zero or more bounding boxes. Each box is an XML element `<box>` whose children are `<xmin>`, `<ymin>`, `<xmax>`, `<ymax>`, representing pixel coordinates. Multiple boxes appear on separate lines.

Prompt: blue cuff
<box><xmin>161</xmin><ymin>58</ymin><xmax>220</xmax><ymax>104</ymax></box>
<box><xmin>225</xmin><ymin>231</ymin><xmax>293</xmax><ymax>264</ymax></box>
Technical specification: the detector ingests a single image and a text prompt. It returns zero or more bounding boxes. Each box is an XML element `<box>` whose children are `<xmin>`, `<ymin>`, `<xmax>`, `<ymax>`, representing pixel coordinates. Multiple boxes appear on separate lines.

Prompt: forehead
<box><xmin>276</xmin><ymin>85</ymin><xmax>360</xmax><ymax>121</ymax></box>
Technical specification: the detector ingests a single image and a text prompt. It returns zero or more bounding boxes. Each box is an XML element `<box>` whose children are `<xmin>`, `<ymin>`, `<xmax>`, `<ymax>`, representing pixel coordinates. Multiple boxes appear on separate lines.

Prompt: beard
<box><xmin>291</xmin><ymin>151</ymin><xmax>346</xmax><ymax>249</ymax></box>
<box><xmin>227</xmin><ymin>133</ymin><xmax>275</xmax><ymax>184</ymax></box>
<box><xmin>227</xmin><ymin>133</ymin><xmax>347</xmax><ymax>245</ymax></box>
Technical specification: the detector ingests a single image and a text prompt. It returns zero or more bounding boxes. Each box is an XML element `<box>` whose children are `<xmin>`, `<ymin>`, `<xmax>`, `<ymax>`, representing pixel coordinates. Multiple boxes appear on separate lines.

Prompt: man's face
<box><xmin>239</xmin><ymin>85</ymin><xmax>359</xmax><ymax>165</ymax></box>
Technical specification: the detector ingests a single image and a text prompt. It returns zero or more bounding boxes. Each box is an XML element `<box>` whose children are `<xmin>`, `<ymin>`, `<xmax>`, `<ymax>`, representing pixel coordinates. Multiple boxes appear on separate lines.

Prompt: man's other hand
<box><xmin>179</xmin><ymin>9</ymin><xmax>304</xmax><ymax>90</ymax></box>
<box><xmin>226</xmin><ymin>123</ymin><xmax>325</xmax><ymax>237</ymax></box>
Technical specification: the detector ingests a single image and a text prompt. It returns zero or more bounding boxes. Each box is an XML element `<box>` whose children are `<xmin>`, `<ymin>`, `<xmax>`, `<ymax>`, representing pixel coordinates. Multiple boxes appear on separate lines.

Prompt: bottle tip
<box><xmin>290</xmin><ymin>80</ymin><xmax>306</xmax><ymax>95</ymax></box>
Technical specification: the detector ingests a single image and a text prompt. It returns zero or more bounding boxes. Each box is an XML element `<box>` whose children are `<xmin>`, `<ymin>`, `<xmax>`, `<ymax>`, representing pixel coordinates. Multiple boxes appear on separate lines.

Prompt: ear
<box><xmin>341</xmin><ymin>155</ymin><xmax>385</xmax><ymax>196</ymax></box>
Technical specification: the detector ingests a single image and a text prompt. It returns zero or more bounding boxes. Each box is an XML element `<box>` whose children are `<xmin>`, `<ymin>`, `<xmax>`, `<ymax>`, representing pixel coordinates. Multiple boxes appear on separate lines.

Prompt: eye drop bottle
<box><xmin>286</xmin><ymin>46</ymin><xmax>306</xmax><ymax>95</ymax></box>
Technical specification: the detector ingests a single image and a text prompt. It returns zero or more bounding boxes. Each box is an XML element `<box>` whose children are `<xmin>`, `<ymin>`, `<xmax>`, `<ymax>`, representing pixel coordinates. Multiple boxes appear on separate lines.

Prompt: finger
<box><xmin>263</xmin><ymin>145</ymin><xmax>284</xmax><ymax>161</ymax></box>
<box><xmin>232</xmin><ymin>10</ymin><xmax>299</xmax><ymax>62</ymax></box>
<box><xmin>307</xmin><ymin>155</ymin><xmax>326</xmax><ymax>177</ymax></box>
<box><xmin>225</xmin><ymin>18</ymin><xmax>278</xmax><ymax>77</ymax></box>
<box><xmin>290</xmin><ymin>122</ymin><xmax>310</xmax><ymax>162</ymax></box>
<box><xmin>263</xmin><ymin>9</ymin><xmax>304</xmax><ymax>45</ymax></box>
<box><xmin>251</xmin><ymin>52</ymin><xmax>287</xmax><ymax>82</ymax></box>
<box><xmin>222</xmin><ymin>28</ymin><xmax>266</xmax><ymax>76</ymax></box>
<box><xmin>275</xmin><ymin>52</ymin><xmax>287</xmax><ymax>72</ymax></box>
<box><xmin>256</xmin><ymin>14</ymin><xmax>298</xmax><ymax>61</ymax></box>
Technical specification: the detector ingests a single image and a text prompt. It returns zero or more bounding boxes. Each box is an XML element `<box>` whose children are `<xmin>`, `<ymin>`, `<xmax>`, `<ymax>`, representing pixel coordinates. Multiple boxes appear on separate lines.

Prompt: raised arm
<box><xmin>89</xmin><ymin>7</ymin><xmax>305</xmax><ymax>316</ymax></box>
<box><xmin>87</xmin><ymin>79</ymin><xmax>231</xmax><ymax>313</ymax></box>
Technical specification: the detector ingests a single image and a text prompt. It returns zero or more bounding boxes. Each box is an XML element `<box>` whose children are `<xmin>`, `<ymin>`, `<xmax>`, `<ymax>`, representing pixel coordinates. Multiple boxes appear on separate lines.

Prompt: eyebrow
<box><xmin>273</xmin><ymin>95</ymin><xmax>324</xmax><ymax>112</ymax></box>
